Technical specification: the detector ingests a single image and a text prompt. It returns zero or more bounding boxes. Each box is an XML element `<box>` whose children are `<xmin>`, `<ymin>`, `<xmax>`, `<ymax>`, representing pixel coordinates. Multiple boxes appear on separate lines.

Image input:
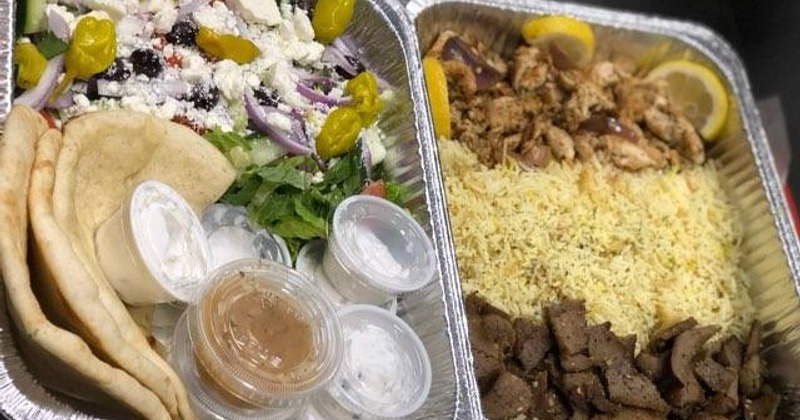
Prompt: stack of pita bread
<box><xmin>0</xmin><ymin>105</ymin><xmax>236</xmax><ymax>419</ymax></box>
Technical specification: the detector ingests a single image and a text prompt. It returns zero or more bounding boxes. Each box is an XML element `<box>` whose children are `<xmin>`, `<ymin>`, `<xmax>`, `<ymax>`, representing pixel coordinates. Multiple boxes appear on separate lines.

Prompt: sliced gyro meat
<box><xmin>482</xmin><ymin>372</ymin><xmax>533</xmax><ymax>420</ymax></box>
<box><xmin>605</xmin><ymin>360</ymin><xmax>669</xmax><ymax>413</ymax></box>
<box><xmin>546</xmin><ymin>300</ymin><xmax>590</xmax><ymax>356</ymax></box>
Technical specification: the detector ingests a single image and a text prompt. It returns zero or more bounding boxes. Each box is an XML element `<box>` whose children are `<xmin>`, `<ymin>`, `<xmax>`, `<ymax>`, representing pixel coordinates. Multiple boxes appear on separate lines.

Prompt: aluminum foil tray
<box><xmin>0</xmin><ymin>0</ymin><xmax>478</xmax><ymax>418</ymax></box>
<box><xmin>406</xmin><ymin>0</ymin><xmax>800</xmax><ymax>417</ymax></box>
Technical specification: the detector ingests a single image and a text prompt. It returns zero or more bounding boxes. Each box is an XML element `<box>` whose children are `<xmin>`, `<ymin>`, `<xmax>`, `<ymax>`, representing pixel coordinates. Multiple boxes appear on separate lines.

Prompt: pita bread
<box><xmin>31</xmin><ymin>111</ymin><xmax>235</xmax><ymax>419</ymax></box>
<box><xmin>0</xmin><ymin>105</ymin><xmax>170</xmax><ymax>419</ymax></box>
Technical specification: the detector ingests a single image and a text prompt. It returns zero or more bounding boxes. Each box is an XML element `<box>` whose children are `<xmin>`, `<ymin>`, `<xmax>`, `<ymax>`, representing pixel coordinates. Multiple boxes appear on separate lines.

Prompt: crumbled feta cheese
<box><xmin>74</xmin><ymin>93</ymin><xmax>91</xmax><ymax>110</ymax></box>
<box><xmin>121</xmin><ymin>96</ymin><xmax>151</xmax><ymax>114</ymax></box>
<box><xmin>292</xmin><ymin>8</ymin><xmax>315</xmax><ymax>42</ymax></box>
<box><xmin>267</xmin><ymin>60</ymin><xmax>301</xmax><ymax>106</ymax></box>
<box><xmin>213</xmin><ymin>60</ymin><xmax>246</xmax><ymax>101</ymax></box>
<box><xmin>193</xmin><ymin>3</ymin><xmax>239</xmax><ymax>35</ymax></box>
<box><xmin>45</xmin><ymin>5</ymin><xmax>75</xmax><ymax>41</ymax></box>
<box><xmin>361</xmin><ymin>125</ymin><xmax>387</xmax><ymax>167</ymax></box>
<box><xmin>180</xmin><ymin>51</ymin><xmax>213</xmax><ymax>83</ymax></box>
<box><xmin>80</xmin><ymin>0</ymin><xmax>134</xmax><ymax>21</ymax></box>
<box><xmin>311</xmin><ymin>171</ymin><xmax>324</xmax><ymax>184</ymax></box>
<box><xmin>265</xmin><ymin>112</ymin><xmax>293</xmax><ymax>132</ymax></box>
<box><xmin>154</xmin><ymin>7</ymin><xmax>178</xmax><ymax>33</ymax></box>
<box><xmin>139</xmin><ymin>0</ymin><xmax>174</xmax><ymax>14</ymax></box>
<box><xmin>230</xmin><ymin>0</ymin><xmax>282</xmax><ymax>26</ymax></box>
<box><xmin>156</xmin><ymin>99</ymin><xmax>179</xmax><ymax>120</ymax></box>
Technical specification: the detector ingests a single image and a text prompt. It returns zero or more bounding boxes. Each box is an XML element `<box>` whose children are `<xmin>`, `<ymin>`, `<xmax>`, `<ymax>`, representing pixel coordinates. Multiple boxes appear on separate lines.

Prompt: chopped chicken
<box><xmin>429</xmin><ymin>32</ymin><xmax>709</xmax><ymax>171</ymax></box>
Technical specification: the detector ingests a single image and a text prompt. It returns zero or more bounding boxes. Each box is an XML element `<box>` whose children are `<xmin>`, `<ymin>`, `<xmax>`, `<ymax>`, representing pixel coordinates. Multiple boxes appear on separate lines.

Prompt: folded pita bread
<box><xmin>0</xmin><ymin>105</ymin><xmax>170</xmax><ymax>419</ymax></box>
<box><xmin>29</xmin><ymin>111</ymin><xmax>236</xmax><ymax>419</ymax></box>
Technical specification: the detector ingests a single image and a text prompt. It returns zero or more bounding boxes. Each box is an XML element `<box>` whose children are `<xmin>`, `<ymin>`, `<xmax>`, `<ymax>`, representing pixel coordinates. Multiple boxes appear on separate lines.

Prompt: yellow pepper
<box><xmin>311</xmin><ymin>0</ymin><xmax>356</xmax><ymax>44</ymax></box>
<box><xmin>51</xmin><ymin>17</ymin><xmax>116</xmax><ymax>101</ymax></box>
<box><xmin>196</xmin><ymin>27</ymin><xmax>260</xmax><ymax>65</ymax></box>
<box><xmin>345</xmin><ymin>72</ymin><xmax>382</xmax><ymax>125</ymax></box>
<box><xmin>13</xmin><ymin>42</ymin><xmax>48</xmax><ymax>89</ymax></box>
<box><xmin>316</xmin><ymin>107</ymin><xmax>362</xmax><ymax>159</ymax></box>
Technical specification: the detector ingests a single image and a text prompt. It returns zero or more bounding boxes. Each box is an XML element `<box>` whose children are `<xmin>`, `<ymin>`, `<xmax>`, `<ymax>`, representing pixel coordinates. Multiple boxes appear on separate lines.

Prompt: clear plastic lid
<box><xmin>127</xmin><ymin>181</ymin><xmax>212</xmax><ymax>303</ymax></box>
<box><xmin>187</xmin><ymin>259</ymin><xmax>343</xmax><ymax>406</ymax></box>
<box><xmin>328</xmin><ymin>195</ymin><xmax>436</xmax><ymax>294</ymax></box>
<box><xmin>201</xmin><ymin>204</ymin><xmax>292</xmax><ymax>269</ymax></box>
<box><xmin>325</xmin><ymin>304</ymin><xmax>432</xmax><ymax>419</ymax></box>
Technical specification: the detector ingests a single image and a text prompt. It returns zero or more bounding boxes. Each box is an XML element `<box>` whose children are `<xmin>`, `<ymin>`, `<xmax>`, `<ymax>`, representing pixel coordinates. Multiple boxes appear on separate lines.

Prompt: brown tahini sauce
<box><xmin>195</xmin><ymin>271</ymin><xmax>315</xmax><ymax>405</ymax></box>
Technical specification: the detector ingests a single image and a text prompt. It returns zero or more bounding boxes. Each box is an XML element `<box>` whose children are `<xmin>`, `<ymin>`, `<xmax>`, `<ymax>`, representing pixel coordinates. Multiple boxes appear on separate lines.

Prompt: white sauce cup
<box><xmin>323</xmin><ymin>195</ymin><xmax>436</xmax><ymax>305</ymax></box>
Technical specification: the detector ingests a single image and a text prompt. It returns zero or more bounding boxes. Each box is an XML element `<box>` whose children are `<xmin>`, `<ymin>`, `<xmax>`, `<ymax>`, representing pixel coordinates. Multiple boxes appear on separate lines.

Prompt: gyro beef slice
<box><xmin>593</xmin><ymin>408</ymin><xmax>664</xmax><ymax>420</ymax></box>
<box><xmin>650</xmin><ymin>318</ymin><xmax>698</xmax><ymax>353</ymax></box>
<box><xmin>588</xmin><ymin>322</ymin><xmax>632</xmax><ymax>368</ymax></box>
<box><xmin>667</xmin><ymin>325</ymin><xmax>720</xmax><ymax>408</ymax></box>
<box><xmin>482</xmin><ymin>372</ymin><xmax>533</xmax><ymax>420</ymax></box>
<box><xmin>514</xmin><ymin>317</ymin><xmax>553</xmax><ymax>371</ymax></box>
<box><xmin>670</xmin><ymin>325</ymin><xmax>720</xmax><ymax>386</ymax></box>
<box><xmin>636</xmin><ymin>351</ymin><xmax>668</xmax><ymax>382</ymax></box>
<box><xmin>482</xmin><ymin>313</ymin><xmax>516</xmax><ymax>358</ymax></box>
<box><xmin>694</xmin><ymin>355</ymin><xmax>736</xmax><ymax>394</ymax></box>
<box><xmin>740</xmin><ymin>322</ymin><xmax>763</xmax><ymax>398</ymax></box>
<box><xmin>604</xmin><ymin>360</ymin><xmax>669</xmax><ymax>412</ymax></box>
<box><xmin>547</xmin><ymin>300</ymin><xmax>589</xmax><ymax>356</ymax></box>
<box><xmin>716</xmin><ymin>336</ymin><xmax>744</xmax><ymax>370</ymax></box>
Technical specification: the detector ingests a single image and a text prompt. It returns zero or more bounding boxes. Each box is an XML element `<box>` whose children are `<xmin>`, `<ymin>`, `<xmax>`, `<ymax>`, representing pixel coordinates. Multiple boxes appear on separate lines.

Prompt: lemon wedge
<box><xmin>646</xmin><ymin>59</ymin><xmax>729</xmax><ymax>140</ymax></box>
<box><xmin>521</xmin><ymin>15</ymin><xmax>595</xmax><ymax>67</ymax></box>
<box><xmin>422</xmin><ymin>57</ymin><xmax>451</xmax><ymax>139</ymax></box>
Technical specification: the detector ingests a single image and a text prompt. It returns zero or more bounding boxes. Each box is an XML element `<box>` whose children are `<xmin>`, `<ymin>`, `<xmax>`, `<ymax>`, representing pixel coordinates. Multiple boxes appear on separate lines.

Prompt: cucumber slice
<box><xmin>20</xmin><ymin>0</ymin><xmax>48</xmax><ymax>34</ymax></box>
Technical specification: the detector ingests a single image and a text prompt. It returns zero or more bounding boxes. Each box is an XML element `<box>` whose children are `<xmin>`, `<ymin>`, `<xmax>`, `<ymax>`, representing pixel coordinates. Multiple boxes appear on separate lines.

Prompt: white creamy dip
<box><xmin>343</xmin><ymin>322</ymin><xmax>416</xmax><ymax>410</ymax></box>
<box><xmin>96</xmin><ymin>181</ymin><xmax>211</xmax><ymax>304</ymax></box>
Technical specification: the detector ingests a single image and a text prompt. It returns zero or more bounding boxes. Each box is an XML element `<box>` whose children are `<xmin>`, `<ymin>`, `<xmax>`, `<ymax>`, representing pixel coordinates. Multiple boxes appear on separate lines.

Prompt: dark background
<box><xmin>562</xmin><ymin>0</ymin><xmax>800</xmax><ymax>201</ymax></box>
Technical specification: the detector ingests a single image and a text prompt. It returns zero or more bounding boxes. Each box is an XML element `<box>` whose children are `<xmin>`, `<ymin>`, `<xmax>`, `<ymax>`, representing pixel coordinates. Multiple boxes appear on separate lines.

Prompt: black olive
<box><xmin>166</xmin><ymin>20</ymin><xmax>199</xmax><ymax>47</ymax></box>
<box><xmin>187</xmin><ymin>84</ymin><xmax>220</xmax><ymax>111</ymax></box>
<box><xmin>253</xmin><ymin>85</ymin><xmax>281</xmax><ymax>107</ymax></box>
<box><xmin>100</xmin><ymin>58</ymin><xmax>131</xmax><ymax>82</ymax></box>
<box><xmin>85</xmin><ymin>77</ymin><xmax>100</xmax><ymax>101</ymax></box>
<box><xmin>130</xmin><ymin>48</ymin><xmax>163</xmax><ymax>78</ymax></box>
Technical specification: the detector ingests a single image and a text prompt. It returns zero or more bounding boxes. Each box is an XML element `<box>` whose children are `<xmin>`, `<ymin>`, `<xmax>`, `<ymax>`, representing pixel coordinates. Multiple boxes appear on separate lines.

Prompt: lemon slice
<box><xmin>646</xmin><ymin>59</ymin><xmax>729</xmax><ymax>140</ymax></box>
<box><xmin>422</xmin><ymin>57</ymin><xmax>451</xmax><ymax>139</ymax></box>
<box><xmin>521</xmin><ymin>15</ymin><xmax>595</xmax><ymax>67</ymax></box>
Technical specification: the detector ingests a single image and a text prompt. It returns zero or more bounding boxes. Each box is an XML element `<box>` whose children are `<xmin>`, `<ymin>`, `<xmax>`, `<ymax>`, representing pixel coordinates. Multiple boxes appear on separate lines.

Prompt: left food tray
<box><xmin>0</xmin><ymin>0</ymin><xmax>479</xmax><ymax>418</ymax></box>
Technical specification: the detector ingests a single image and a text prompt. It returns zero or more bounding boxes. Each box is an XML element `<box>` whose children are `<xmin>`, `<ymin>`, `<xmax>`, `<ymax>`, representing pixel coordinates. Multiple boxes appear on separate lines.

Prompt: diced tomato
<box><xmin>171</xmin><ymin>115</ymin><xmax>207</xmax><ymax>134</ymax></box>
<box><xmin>39</xmin><ymin>109</ymin><xmax>57</xmax><ymax>129</ymax></box>
<box><xmin>361</xmin><ymin>180</ymin><xmax>386</xmax><ymax>198</ymax></box>
<box><xmin>165</xmin><ymin>54</ymin><xmax>183</xmax><ymax>68</ymax></box>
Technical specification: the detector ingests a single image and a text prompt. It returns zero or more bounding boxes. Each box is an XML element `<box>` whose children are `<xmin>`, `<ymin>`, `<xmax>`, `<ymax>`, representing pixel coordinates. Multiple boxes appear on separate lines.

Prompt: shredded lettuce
<box><xmin>207</xmin><ymin>129</ymin><xmax>406</xmax><ymax>257</ymax></box>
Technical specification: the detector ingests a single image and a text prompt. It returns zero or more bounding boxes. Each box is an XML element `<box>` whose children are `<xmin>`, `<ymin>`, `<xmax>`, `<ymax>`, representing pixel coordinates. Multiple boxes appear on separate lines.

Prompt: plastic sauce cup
<box><xmin>95</xmin><ymin>180</ymin><xmax>211</xmax><ymax>305</ymax></box>
<box><xmin>323</xmin><ymin>195</ymin><xmax>436</xmax><ymax>305</ymax></box>
<box><xmin>170</xmin><ymin>259</ymin><xmax>343</xmax><ymax>420</ymax></box>
<box><xmin>312</xmin><ymin>304</ymin><xmax>432</xmax><ymax>419</ymax></box>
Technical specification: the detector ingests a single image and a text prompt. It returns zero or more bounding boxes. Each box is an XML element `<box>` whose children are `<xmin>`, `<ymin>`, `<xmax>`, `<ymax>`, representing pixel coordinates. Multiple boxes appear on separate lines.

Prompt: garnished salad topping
<box><xmin>14</xmin><ymin>0</ymin><xmax>406</xmax><ymax>256</ymax></box>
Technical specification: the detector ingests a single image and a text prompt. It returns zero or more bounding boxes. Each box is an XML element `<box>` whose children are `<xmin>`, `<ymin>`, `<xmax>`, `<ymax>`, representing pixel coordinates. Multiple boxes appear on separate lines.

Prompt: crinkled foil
<box><xmin>407</xmin><ymin>0</ymin><xmax>800</xmax><ymax>417</ymax></box>
<box><xmin>0</xmin><ymin>0</ymin><xmax>11</xmax><ymax>124</ymax></box>
<box><xmin>0</xmin><ymin>0</ymin><xmax>478</xmax><ymax>418</ymax></box>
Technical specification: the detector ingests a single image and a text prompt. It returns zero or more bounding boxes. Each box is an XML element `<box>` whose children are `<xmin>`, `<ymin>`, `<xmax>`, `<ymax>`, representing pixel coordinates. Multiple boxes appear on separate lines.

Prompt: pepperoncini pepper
<box><xmin>51</xmin><ymin>16</ymin><xmax>116</xmax><ymax>101</ymax></box>
<box><xmin>196</xmin><ymin>27</ymin><xmax>260</xmax><ymax>65</ymax></box>
<box><xmin>311</xmin><ymin>0</ymin><xmax>355</xmax><ymax>44</ymax></box>
<box><xmin>14</xmin><ymin>42</ymin><xmax>48</xmax><ymax>89</ymax></box>
<box><xmin>315</xmin><ymin>107</ymin><xmax>362</xmax><ymax>159</ymax></box>
<box><xmin>345</xmin><ymin>72</ymin><xmax>382</xmax><ymax>125</ymax></box>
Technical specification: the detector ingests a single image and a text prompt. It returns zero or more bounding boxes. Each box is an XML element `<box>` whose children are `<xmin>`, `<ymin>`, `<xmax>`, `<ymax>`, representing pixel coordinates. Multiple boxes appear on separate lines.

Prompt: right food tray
<box><xmin>405</xmin><ymin>0</ymin><xmax>800</xmax><ymax>417</ymax></box>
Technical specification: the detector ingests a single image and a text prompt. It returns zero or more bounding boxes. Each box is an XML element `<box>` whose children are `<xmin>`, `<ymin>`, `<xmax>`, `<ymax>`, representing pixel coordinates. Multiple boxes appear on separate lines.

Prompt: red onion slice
<box><xmin>296</xmin><ymin>83</ymin><xmax>351</xmax><ymax>107</ymax></box>
<box><xmin>245</xmin><ymin>91</ymin><xmax>313</xmax><ymax>155</ymax></box>
<box><xmin>51</xmin><ymin>90</ymin><xmax>74</xmax><ymax>109</ymax></box>
<box><xmin>14</xmin><ymin>54</ymin><xmax>65</xmax><ymax>110</ymax></box>
<box><xmin>440</xmin><ymin>36</ymin><xmax>503</xmax><ymax>91</ymax></box>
